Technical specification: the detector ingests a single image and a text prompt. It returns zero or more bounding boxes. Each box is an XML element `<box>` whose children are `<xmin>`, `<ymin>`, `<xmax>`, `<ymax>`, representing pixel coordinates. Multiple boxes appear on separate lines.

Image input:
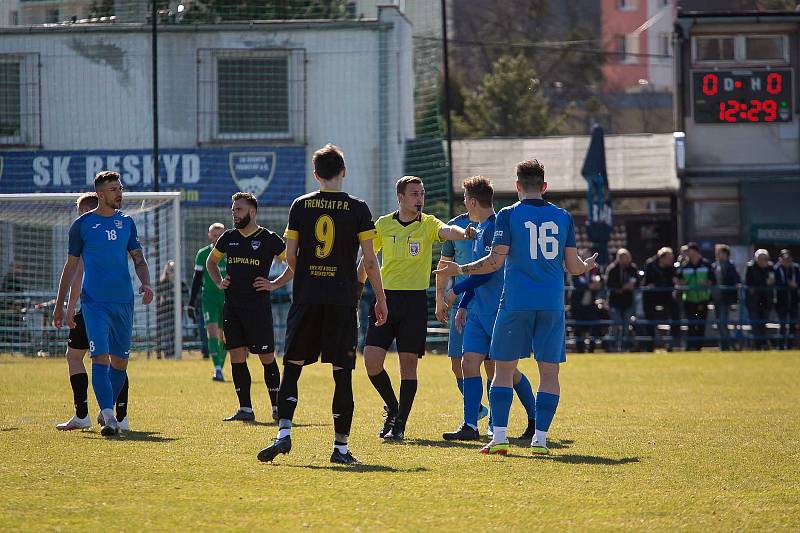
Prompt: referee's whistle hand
<box><xmin>374</xmin><ymin>300</ymin><xmax>388</xmax><ymax>326</ymax></box>
<box><xmin>140</xmin><ymin>284</ymin><xmax>154</xmax><ymax>305</ymax></box>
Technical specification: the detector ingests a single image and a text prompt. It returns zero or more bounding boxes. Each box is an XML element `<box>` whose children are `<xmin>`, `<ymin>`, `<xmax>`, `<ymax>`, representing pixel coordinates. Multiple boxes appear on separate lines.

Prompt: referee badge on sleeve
<box><xmin>408</xmin><ymin>241</ymin><xmax>420</xmax><ymax>256</ymax></box>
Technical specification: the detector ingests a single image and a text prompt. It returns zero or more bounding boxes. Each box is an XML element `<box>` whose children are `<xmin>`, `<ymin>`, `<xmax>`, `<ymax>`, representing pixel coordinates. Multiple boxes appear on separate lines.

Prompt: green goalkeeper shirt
<box><xmin>194</xmin><ymin>244</ymin><xmax>226</xmax><ymax>304</ymax></box>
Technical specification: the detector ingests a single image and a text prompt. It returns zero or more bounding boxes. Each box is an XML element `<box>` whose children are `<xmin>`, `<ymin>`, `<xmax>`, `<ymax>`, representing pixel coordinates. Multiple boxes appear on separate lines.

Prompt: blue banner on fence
<box><xmin>0</xmin><ymin>146</ymin><xmax>306</xmax><ymax>206</ymax></box>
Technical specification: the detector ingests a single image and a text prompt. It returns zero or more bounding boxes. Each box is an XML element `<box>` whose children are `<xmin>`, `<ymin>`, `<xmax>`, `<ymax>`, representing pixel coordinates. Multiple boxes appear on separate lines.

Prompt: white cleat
<box><xmin>118</xmin><ymin>417</ymin><xmax>129</xmax><ymax>431</ymax></box>
<box><xmin>56</xmin><ymin>414</ymin><xmax>91</xmax><ymax>431</ymax></box>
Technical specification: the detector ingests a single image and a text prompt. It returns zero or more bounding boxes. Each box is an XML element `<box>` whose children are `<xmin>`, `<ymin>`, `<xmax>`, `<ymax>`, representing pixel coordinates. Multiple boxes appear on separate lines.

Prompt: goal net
<box><xmin>0</xmin><ymin>192</ymin><xmax>182</xmax><ymax>359</ymax></box>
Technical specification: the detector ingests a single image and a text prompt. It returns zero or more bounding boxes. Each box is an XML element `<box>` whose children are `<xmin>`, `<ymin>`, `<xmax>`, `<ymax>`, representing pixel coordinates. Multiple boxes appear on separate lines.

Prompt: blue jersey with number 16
<box><xmin>492</xmin><ymin>198</ymin><xmax>576</xmax><ymax>311</ymax></box>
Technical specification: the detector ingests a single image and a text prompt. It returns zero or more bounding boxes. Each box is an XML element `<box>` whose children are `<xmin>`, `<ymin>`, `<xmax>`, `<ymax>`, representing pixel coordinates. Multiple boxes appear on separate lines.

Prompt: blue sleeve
<box><xmin>565</xmin><ymin>213</ymin><xmax>576</xmax><ymax>248</ymax></box>
<box><xmin>127</xmin><ymin>219</ymin><xmax>142</xmax><ymax>251</ymax></box>
<box><xmin>441</xmin><ymin>239</ymin><xmax>455</xmax><ymax>258</ymax></box>
<box><xmin>459</xmin><ymin>289</ymin><xmax>475</xmax><ymax>309</ymax></box>
<box><xmin>492</xmin><ymin>209</ymin><xmax>511</xmax><ymax>247</ymax></box>
<box><xmin>67</xmin><ymin>219</ymin><xmax>84</xmax><ymax>257</ymax></box>
<box><xmin>453</xmin><ymin>273</ymin><xmax>493</xmax><ymax>294</ymax></box>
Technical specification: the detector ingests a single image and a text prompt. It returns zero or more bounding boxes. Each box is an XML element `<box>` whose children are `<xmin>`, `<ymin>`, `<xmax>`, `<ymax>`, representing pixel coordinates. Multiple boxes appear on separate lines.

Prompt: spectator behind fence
<box><xmin>677</xmin><ymin>243</ymin><xmax>715</xmax><ymax>351</ymax></box>
<box><xmin>745</xmin><ymin>249</ymin><xmax>774</xmax><ymax>351</ymax></box>
<box><xmin>642</xmin><ymin>247</ymin><xmax>679</xmax><ymax>352</ymax></box>
<box><xmin>774</xmin><ymin>249</ymin><xmax>799</xmax><ymax>350</ymax></box>
<box><xmin>604</xmin><ymin>248</ymin><xmax>639</xmax><ymax>352</ymax></box>
<box><xmin>712</xmin><ymin>244</ymin><xmax>741</xmax><ymax>351</ymax></box>
<box><xmin>570</xmin><ymin>261</ymin><xmax>604</xmax><ymax>353</ymax></box>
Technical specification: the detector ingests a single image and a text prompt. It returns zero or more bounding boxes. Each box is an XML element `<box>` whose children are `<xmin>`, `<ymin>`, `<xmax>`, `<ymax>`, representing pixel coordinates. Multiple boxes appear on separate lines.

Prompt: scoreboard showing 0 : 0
<box><xmin>692</xmin><ymin>69</ymin><xmax>793</xmax><ymax>124</ymax></box>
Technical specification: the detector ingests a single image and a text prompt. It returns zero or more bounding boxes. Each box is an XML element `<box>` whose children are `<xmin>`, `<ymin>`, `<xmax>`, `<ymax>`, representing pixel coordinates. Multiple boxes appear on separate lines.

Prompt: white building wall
<box><xmin>0</xmin><ymin>6</ymin><xmax>414</xmax><ymax>208</ymax></box>
<box><xmin>647</xmin><ymin>0</ymin><xmax>675</xmax><ymax>91</ymax></box>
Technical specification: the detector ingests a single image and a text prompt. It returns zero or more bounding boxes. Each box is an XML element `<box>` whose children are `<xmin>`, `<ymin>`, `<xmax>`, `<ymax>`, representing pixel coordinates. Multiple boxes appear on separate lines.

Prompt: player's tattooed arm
<box><xmin>129</xmin><ymin>249</ymin><xmax>154</xmax><ymax>305</ymax></box>
<box><xmin>434</xmin><ymin>245</ymin><xmax>509</xmax><ymax>278</ymax></box>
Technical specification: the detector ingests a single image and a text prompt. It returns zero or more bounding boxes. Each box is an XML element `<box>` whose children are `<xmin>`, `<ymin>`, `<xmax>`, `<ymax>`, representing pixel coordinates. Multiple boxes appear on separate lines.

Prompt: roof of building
<box><xmin>451</xmin><ymin>133</ymin><xmax>679</xmax><ymax>195</ymax></box>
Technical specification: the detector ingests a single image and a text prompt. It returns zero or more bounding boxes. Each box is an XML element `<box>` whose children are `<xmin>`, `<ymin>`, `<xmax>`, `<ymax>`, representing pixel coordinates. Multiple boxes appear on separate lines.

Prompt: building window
<box><xmin>618</xmin><ymin>34</ymin><xmax>639</xmax><ymax>64</ymax></box>
<box><xmin>695</xmin><ymin>36</ymin><xmax>735</xmax><ymax>62</ymax></box>
<box><xmin>693</xmin><ymin>201</ymin><xmax>740</xmax><ymax>237</ymax></box>
<box><xmin>618</xmin><ymin>0</ymin><xmax>638</xmax><ymax>11</ymax></box>
<box><xmin>0</xmin><ymin>54</ymin><xmax>40</xmax><ymax>146</ymax></box>
<box><xmin>198</xmin><ymin>49</ymin><xmax>305</xmax><ymax>143</ymax></box>
<box><xmin>745</xmin><ymin>35</ymin><xmax>786</xmax><ymax>62</ymax></box>
<box><xmin>659</xmin><ymin>32</ymin><xmax>671</xmax><ymax>57</ymax></box>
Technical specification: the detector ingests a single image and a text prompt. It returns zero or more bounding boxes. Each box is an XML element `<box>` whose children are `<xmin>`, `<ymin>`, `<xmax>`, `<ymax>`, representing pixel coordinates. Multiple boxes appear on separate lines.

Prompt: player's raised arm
<box><xmin>435</xmin><ymin>245</ymin><xmax>509</xmax><ymax>278</ymax></box>
<box><xmin>438</xmin><ymin>223</ymin><xmax>477</xmax><ymax>241</ymax></box>
<box><xmin>564</xmin><ymin>247</ymin><xmax>598</xmax><ymax>276</ymax></box>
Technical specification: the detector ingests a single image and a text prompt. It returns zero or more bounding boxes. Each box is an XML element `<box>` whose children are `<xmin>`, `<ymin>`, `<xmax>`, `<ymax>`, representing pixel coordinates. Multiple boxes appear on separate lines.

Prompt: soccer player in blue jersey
<box><xmin>440</xmin><ymin>177</ymin><xmax>537</xmax><ymax>441</ymax></box>
<box><xmin>435</xmin><ymin>205</ymin><xmax>488</xmax><ymax>423</ymax></box>
<box><xmin>436</xmin><ymin>161</ymin><xmax>596</xmax><ymax>455</ymax></box>
<box><xmin>53</xmin><ymin>171</ymin><xmax>153</xmax><ymax>437</ymax></box>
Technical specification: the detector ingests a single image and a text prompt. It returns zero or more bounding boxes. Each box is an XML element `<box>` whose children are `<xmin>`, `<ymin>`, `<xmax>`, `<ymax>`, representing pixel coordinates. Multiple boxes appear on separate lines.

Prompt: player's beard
<box><xmin>234</xmin><ymin>213</ymin><xmax>251</xmax><ymax>229</ymax></box>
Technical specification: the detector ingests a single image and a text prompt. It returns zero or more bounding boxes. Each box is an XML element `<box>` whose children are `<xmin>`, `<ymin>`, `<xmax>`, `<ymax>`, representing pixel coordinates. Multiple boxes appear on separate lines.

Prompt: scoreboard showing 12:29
<box><xmin>692</xmin><ymin>69</ymin><xmax>794</xmax><ymax>124</ymax></box>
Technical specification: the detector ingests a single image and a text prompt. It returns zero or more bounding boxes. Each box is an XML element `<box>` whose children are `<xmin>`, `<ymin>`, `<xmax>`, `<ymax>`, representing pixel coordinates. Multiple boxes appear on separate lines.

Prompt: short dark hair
<box><xmin>686</xmin><ymin>242</ymin><xmax>700</xmax><ymax>253</ymax></box>
<box><xmin>396</xmin><ymin>176</ymin><xmax>423</xmax><ymax>195</ymax></box>
<box><xmin>232</xmin><ymin>191</ymin><xmax>258</xmax><ymax>210</ymax></box>
<box><xmin>462</xmin><ymin>176</ymin><xmax>493</xmax><ymax>208</ymax></box>
<box><xmin>313</xmin><ymin>144</ymin><xmax>346</xmax><ymax>180</ymax></box>
<box><xmin>94</xmin><ymin>171</ymin><xmax>120</xmax><ymax>190</ymax></box>
<box><xmin>76</xmin><ymin>192</ymin><xmax>98</xmax><ymax>211</ymax></box>
<box><xmin>516</xmin><ymin>160</ymin><xmax>545</xmax><ymax>192</ymax></box>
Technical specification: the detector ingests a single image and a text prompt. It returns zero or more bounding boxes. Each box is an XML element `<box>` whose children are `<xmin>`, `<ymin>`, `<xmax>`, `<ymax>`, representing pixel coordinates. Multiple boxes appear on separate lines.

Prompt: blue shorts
<box><xmin>81</xmin><ymin>301</ymin><xmax>134</xmax><ymax>359</ymax></box>
<box><xmin>462</xmin><ymin>311</ymin><xmax>497</xmax><ymax>357</ymax></box>
<box><xmin>447</xmin><ymin>305</ymin><xmax>464</xmax><ymax>357</ymax></box>
<box><xmin>489</xmin><ymin>308</ymin><xmax>566</xmax><ymax>363</ymax></box>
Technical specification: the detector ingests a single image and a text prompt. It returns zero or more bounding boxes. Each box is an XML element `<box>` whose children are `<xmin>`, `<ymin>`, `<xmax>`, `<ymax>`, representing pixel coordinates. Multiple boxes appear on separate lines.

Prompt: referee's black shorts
<box><xmin>365</xmin><ymin>289</ymin><xmax>427</xmax><ymax>357</ymax></box>
<box><xmin>223</xmin><ymin>300</ymin><xmax>275</xmax><ymax>354</ymax></box>
<box><xmin>67</xmin><ymin>309</ymin><xmax>89</xmax><ymax>351</ymax></box>
<box><xmin>284</xmin><ymin>303</ymin><xmax>358</xmax><ymax>370</ymax></box>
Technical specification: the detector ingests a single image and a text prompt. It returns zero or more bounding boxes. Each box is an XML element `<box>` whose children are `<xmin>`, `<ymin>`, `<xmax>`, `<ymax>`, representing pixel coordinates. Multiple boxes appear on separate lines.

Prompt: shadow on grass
<box><xmin>279</xmin><ymin>464</ymin><xmax>429</xmax><ymax>474</ymax></box>
<box><xmin>1</xmin><ymin>427</ymin><xmax>19</xmax><ymax>432</ymax></box>
<box><xmin>234</xmin><ymin>421</ymin><xmax>330</xmax><ymax>428</ymax></box>
<box><xmin>399</xmin><ymin>438</ymin><xmax>483</xmax><ymax>450</ymax></box>
<box><xmin>82</xmin><ymin>430</ymin><xmax>180</xmax><ymax>443</ymax></box>
<box><xmin>509</xmin><ymin>437</ymin><xmax>575</xmax><ymax>450</ymax></box>
<box><xmin>526</xmin><ymin>454</ymin><xmax>640</xmax><ymax>466</ymax></box>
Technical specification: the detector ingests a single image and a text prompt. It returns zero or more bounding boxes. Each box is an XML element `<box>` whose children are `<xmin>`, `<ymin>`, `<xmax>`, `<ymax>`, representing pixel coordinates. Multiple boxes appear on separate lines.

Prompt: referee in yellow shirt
<box><xmin>358</xmin><ymin>176</ymin><xmax>476</xmax><ymax>440</ymax></box>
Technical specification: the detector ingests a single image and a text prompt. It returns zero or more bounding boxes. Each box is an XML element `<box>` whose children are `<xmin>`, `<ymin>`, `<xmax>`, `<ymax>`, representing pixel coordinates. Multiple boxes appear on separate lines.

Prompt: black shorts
<box><xmin>67</xmin><ymin>310</ymin><xmax>89</xmax><ymax>351</ymax></box>
<box><xmin>284</xmin><ymin>303</ymin><xmax>357</xmax><ymax>370</ymax></box>
<box><xmin>223</xmin><ymin>300</ymin><xmax>275</xmax><ymax>354</ymax></box>
<box><xmin>365</xmin><ymin>289</ymin><xmax>427</xmax><ymax>357</ymax></box>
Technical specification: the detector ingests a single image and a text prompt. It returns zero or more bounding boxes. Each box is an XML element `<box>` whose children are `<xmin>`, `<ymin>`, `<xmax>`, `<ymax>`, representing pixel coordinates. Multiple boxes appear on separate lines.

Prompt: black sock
<box><xmin>231</xmin><ymin>362</ymin><xmax>252</xmax><ymax>409</ymax></box>
<box><xmin>263</xmin><ymin>360</ymin><xmax>281</xmax><ymax>409</ymax></box>
<box><xmin>398</xmin><ymin>379</ymin><xmax>418</xmax><ymax>423</ymax></box>
<box><xmin>368</xmin><ymin>369</ymin><xmax>398</xmax><ymax>415</ymax></box>
<box><xmin>115</xmin><ymin>376</ymin><xmax>129</xmax><ymax>421</ymax></box>
<box><xmin>332</xmin><ymin>369</ymin><xmax>354</xmax><ymax>437</ymax></box>
<box><xmin>70</xmin><ymin>372</ymin><xmax>89</xmax><ymax>419</ymax></box>
<box><xmin>278</xmin><ymin>363</ymin><xmax>303</xmax><ymax>421</ymax></box>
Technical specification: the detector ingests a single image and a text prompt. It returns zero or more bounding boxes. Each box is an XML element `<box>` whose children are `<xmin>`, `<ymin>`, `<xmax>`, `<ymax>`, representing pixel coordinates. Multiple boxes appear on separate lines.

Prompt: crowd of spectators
<box><xmin>566</xmin><ymin>244</ymin><xmax>800</xmax><ymax>352</ymax></box>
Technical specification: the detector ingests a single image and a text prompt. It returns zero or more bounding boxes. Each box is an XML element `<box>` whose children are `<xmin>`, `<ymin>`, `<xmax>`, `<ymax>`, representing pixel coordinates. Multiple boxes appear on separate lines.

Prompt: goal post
<box><xmin>0</xmin><ymin>192</ymin><xmax>183</xmax><ymax>359</ymax></box>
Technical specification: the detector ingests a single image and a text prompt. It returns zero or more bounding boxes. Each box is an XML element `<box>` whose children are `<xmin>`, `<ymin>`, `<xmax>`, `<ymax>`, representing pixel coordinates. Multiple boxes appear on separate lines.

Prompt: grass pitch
<box><xmin>1</xmin><ymin>350</ymin><xmax>799</xmax><ymax>531</ymax></box>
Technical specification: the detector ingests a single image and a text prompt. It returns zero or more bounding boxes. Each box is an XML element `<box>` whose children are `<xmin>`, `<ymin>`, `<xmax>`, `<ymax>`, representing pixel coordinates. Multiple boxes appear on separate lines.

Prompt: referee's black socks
<box><xmin>332</xmin><ymin>368</ymin><xmax>354</xmax><ymax>438</ymax></box>
<box><xmin>231</xmin><ymin>362</ymin><xmax>253</xmax><ymax>410</ymax></box>
<box><xmin>398</xmin><ymin>379</ymin><xmax>418</xmax><ymax>424</ymax></box>
<box><xmin>262</xmin><ymin>360</ymin><xmax>281</xmax><ymax>408</ymax></box>
<box><xmin>278</xmin><ymin>363</ymin><xmax>303</xmax><ymax>422</ymax></box>
<box><xmin>368</xmin><ymin>370</ymin><xmax>399</xmax><ymax>416</ymax></box>
<box><xmin>116</xmin><ymin>376</ymin><xmax>129</xmax><ymax>422</ymax></box>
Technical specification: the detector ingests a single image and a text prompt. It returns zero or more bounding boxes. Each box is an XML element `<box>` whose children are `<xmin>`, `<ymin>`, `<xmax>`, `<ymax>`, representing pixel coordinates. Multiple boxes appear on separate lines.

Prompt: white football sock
<box><xmin>533</xmin><ymin>429</ymin><xmax>548</xmax><ymax>447</ymax></box>
<box><xmin>492</xmin><ymin>426</ymin><xmax>508</xmax><ymax>443</ymax></box>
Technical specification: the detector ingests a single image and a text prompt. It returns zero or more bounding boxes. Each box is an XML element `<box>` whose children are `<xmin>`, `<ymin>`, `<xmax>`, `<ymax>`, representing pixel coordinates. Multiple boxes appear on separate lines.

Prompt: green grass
<box><xmin>1</xmin><ymin>351</ymin><xmax>799</xmax><ymax>531</ymax></box>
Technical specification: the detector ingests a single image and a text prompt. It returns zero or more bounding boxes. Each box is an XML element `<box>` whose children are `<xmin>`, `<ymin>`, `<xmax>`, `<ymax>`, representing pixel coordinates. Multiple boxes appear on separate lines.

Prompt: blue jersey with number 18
<box><xmin>492</xmin><ymin>198</ymin><xmax>576</xmax><ymax>311</ymax></box>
